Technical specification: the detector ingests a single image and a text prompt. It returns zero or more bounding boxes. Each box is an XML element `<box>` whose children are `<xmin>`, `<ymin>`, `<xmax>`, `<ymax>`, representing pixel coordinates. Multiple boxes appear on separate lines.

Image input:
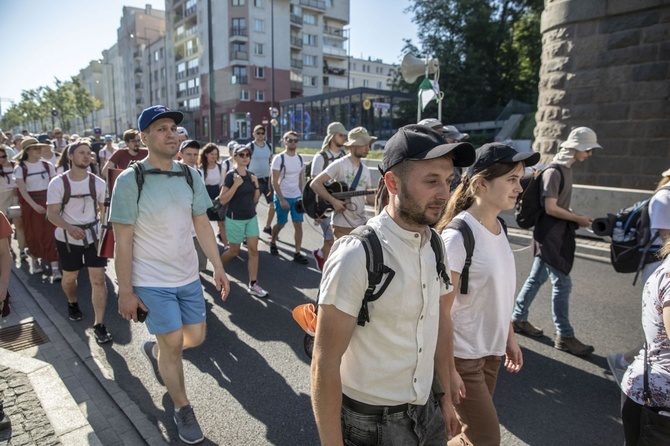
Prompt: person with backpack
<box><xmin>311</xmin><ymin>124</ymin><xmax>476</xmax><ymax>445</ymax></box>
<box><xmin>435</xmin><ymin>143</ymin><xmax>539</xmax><ymax>445</ymax></box>
<box><xmin>0</xmin><ymin>146</ymin><xmax>26</xmax><ymax>260</ymax></box>
<box><xmin>309</xmin><ymin>121</ymin><xmax>348</xmax><ymax>270</ymax></box>
<box><xmin>101</xmin><ymin>129</ymin><xmax>148</xmax><ymax>179</ymax></box>
<box><xmin>247</xmin><ymin>125</ymin><xmax>276</xmax><ymax>235</ymax></box>
<box><xmin>269</xmin><ymin>131</ymin><xmax>309</xmax><ymax>264</ymax></box>
<box><xmin>198</xmin><ymin>142</ymin><xmax>231</xmax><ymax>248</ymax></box>
<box><xmin>512</xmin><ymin>126</ymin><xmax>601</xmax><ymax>356</ymax></box>
<box><xmin>608</xmin><ymin>168</ymin><xmax>670</xmax><ymax>386</ymax></box>
<box><xmin>46</xmin><ymin>140</ymin><xmax>111</xmax><ymax>343</ymax></box>
<box><xmin>14</xmin><ymin>137</ymin><xmax>60</xmax><ymax>280</ymax></box>
<box><xmin>110</xmin><ymin>105</ymin><xmax>229</xmax><ymax>444</ymax></box>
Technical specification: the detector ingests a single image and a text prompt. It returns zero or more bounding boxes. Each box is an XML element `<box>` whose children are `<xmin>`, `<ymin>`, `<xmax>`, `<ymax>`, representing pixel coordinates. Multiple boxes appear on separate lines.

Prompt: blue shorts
<box><xmin>226</xmin><ymin>215</ymin><xmax>260</xmax><ymax>244</ymax></box>
<box><xmin>134</xmin><ymin>279</ymin><xmax>206</xmax><ymax>335</ymax></box>
<box><xmin>273</xmin><ymin>195</ymin><xmax>304</xmax><ymax>225</ymax></box>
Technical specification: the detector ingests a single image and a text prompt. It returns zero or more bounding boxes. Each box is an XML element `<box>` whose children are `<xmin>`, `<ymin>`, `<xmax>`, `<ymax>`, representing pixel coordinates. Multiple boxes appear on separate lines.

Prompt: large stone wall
<box><xmin>536</xmin><ymin>0</ymin><xmax>670</xmax><ymax>189</ymax></box>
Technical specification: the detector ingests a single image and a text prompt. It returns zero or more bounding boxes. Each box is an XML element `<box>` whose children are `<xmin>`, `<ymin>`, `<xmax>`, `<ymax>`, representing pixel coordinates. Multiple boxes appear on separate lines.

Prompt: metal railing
<box><xmin>299</xmin><ymin>0</ymin><xmax>326</xmax><ymax>10</ymax></box>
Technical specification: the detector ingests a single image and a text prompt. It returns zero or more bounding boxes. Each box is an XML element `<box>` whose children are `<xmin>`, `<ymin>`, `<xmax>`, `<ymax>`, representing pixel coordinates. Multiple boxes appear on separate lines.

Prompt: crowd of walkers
<box><xmin>0</xmin><ymin>106</ymin><xmax>667</xmax><ymax>445</ymax></box>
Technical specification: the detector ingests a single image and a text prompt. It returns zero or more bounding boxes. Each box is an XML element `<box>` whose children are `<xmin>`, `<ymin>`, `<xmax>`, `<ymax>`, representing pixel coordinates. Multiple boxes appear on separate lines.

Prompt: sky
<box><xmin>0</xmin><ymin>0</ymin><xmax>418</xmax><ymax>115</ymax></box>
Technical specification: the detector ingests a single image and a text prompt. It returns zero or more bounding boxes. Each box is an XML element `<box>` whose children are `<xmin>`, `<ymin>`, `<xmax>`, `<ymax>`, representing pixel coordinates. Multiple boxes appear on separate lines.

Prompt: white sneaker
<box><xmin>51</xmin><ymin>269</ymin><xmax>63</xmax><ymax>283</ymax></box>
<box><xmin>32</xmin><ymin>259</ymin><xmax>43</xmax><ymax>274</ymax></box>
<box><xmin>248</xmin><ymin>283</ymin><xmax>269</xmax><ymax>298</ymax></box>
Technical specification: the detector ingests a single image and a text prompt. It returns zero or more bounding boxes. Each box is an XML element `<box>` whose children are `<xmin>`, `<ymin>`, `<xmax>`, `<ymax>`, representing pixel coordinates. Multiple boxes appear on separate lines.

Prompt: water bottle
<box><xmin>612</xmin><ymin>221</ymin><xmax>624</xmax><ymax>242</ymax></box>
<box><xmin>624</xmin><ymin>228</ymin><xmax>636</xmax><ymax>242</ymax></box>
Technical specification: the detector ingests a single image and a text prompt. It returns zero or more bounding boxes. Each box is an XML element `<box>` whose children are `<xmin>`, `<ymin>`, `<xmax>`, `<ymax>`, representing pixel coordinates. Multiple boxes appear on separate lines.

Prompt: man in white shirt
<box><xmin>311</xmin><ymin>126</ymin><xmax>375</xmax><ymax>240</ymax></box>
<box><xmin>311</xmin><ymin>124</ymin><xmax>476</xmax><ymax>445</ymax></box>
<box><xmin>269</xmin><ymin>131</ymin><xmax>309</xmax><ymax>264</ymax></box>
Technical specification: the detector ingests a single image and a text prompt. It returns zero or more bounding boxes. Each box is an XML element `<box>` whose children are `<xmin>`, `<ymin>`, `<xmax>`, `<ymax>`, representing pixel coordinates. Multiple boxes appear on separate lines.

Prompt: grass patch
<box><xmin>297</xmin><ymin>148</ymin><xmax>384</xmax><ymax>160</ymax></box>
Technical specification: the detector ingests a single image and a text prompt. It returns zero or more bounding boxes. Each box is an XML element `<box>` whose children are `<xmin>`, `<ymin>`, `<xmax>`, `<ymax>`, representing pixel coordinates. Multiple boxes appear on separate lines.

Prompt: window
<box><xmin>303</xmin><ymin>34</ymin><xmax>317</xmax><ymax>46</ymax></box>
<box><xmin>363</xmin><ymin>79</ymin><xmax>369</xmax><ymax>87</ymax></box>
<box><xmin>232</xmin><ymin>66</ymin><xmax>248</xmax><ymax>84</ymax></box>
<box><xmin>232</xmin><ymin>18</ymin><xmax>246</xmax><ymax>35</ymax></box>
<box><xmin>254</xmin><ymin>0</ymin><xmax>263</xmax><ymax>6</ymax></box>
<box><xmin>255</xmin><ymin>66</ymin><xmax>265</xmax><ymax>78</ymax></box>
<box><xmin>232</xmin><ymin>0</ymin><xmax>245</xmax><ymax>5</ymax></box>
<box><xmin>254</xmin><ymin>43</ymin><xmax>264</xmax><ymax>56</ymax></box>
<box><xmin>303</xmin><ymin>75</ymin><xmax>317</xmax><ymax>87</ymax></box>
<box><xmin>254</xmin><ymin>19</ymin><xmax>264</xmax><ymax>32</ymax></box>
<box><xmin>161</xmin><ymin>67</ymin><xmax>166</xmax><ymax>79</ymax></box>
<box><xmin>188</xmin><ymin>98</ymin><xmax>200</xmax><ymax>109</ymax></box>
<box><xmin>303</xmin><ymin>54</ymin><xmax>317</xmax><ymax>67</ymax></box>
<box><xmin>240</xmin><ymin>89</ymin><xmax>250</xmax><ymax>101</ymax></box>
<box><xmin>255</xmin><ymin>90</ymin><xmax>265</xmax><ymax>101</ymax></box>
<box><xmin>303</xmin><ymin>13</ymin><xmax>317</xmax><ymax>25</ymax></box>
<box><xmin>376</xmin><ymin>81</ymin><xmax>382</xmax><ymax>89</ymax></box>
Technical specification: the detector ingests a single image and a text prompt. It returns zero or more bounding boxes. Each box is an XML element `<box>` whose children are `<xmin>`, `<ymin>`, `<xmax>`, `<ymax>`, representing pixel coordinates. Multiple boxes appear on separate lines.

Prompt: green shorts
<box><xmin>225</xmin><ymin>215</ymin><xmax>260</xmax><ymax>244</ymax></box>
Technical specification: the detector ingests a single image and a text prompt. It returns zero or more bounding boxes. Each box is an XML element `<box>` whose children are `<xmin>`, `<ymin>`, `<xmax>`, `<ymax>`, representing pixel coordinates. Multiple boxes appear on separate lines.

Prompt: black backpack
<box><xmin>605</xmin><ymin>185</ymin><xmax>670</xmax><ymax>285</ymax></box>
<box><xmin>515</xmin><ymin>164</ymin><xmax>564</xmax><ymax>229</ymax></box>
<box><xmin>445</xmin><ymin>217</ymin><xmax>508</xmax><ymax>294</ymax></box>
<box><xmin>131</xmin><ymin>162</ymin><xmax>194</xmax><ymax>203</ymax></box>
<box><xmin>302</xmin><ymin>225</ymin><xmax>451</xmax><ymax>359</ymax></box>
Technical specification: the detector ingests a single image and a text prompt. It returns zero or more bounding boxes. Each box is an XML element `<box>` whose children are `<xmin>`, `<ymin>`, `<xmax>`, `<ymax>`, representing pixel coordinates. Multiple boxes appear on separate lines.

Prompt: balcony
<box><xmin>324</xmin><ymin>66</ymin><xmax>346</xmax><ymax>76</ymax></box>
<box><xmin>187</xmin><ymin>86</ymin><xmax>200</xmax><ymax>96</ymax></box>
<box><xmin>323</xmin><ymin>86</ymin><xmax>345</xmax><ymax>93</ymax></box>
<box><xmin>135</xmin><ymin>98</ymin><xmax>143</xmax><ymax>105</ymax></box>
<box><xmin>324</xmin><ymin>26</ymin><xmax>346</xmax><ymax>38</ymax></box>
<box><xmin>230</xmin><ymin>50</ymin><xmax>249</xmax><ymax>61</ymax></box>
<box><xmin>176</xmin><ymin>70</ymin><xmax>186</xmax><ymax>80</ymax></box>
<box><xmin>323</xmin><ymin>45</ymin><xmax>347</xmax><ymax>59</ymax></box>
<box><xmin>134</xmin><ymin>82</ymin><xmax>144</xmax><ymax>90</ymax></box>
<box><xmin>133</xmin><ymin>50</ymin><xmax>142</xmax><ymax>59</ymax></box>
<box><xmin>290</xmin><ymin>36</ymin><xmax>303</xmax><ymax>48</ymax></box>
<box><xmin>185</xmin><ymin>46</ymin><xmax>199</xmax><ymax>57</ymax></box>
<box><xmin>299</xmin><ymin>0</ymin><xmax>326</xmax><ymax>10</ymax></box>
<box><xmin>184</xmin><ymin>5</ymin><xmax>196</xmax><ymax>17</ymax></box>
<box><xmin>187</xmin><ymin>66</ymin><xmax>199</xmax><ymax>76</ymax></box>
<box><xmin>230</xmin><ymin>27</ymin><xmax>248</xmax><ymax>37</ymax></box>
<box><xmin>134</xmin><ymin>67</ymin><xmax>143</xmax><ymax>75</ymax></box>
<box><xmin>290</xmin><ymin>81</ymin><xmax>303</xmax><ymax>92</ymax></box>
<box><xmin>290</xmin><ymin>14</ymin><xmax>303</xmax><ymax>26</ymax></box>
<box><xmin>291</xmin><ymin>58</ymin><xmax>303</xmax><ymax>69</ymax></box>
<box><xmin>177</xmin><ymin>90</ymin><xmax>187</xmax><ymax>98</ymax></box>
<box><xmin>232</xmin><ymin>75</ymin><xmax>248</xmax><ymax>85</ymax></box>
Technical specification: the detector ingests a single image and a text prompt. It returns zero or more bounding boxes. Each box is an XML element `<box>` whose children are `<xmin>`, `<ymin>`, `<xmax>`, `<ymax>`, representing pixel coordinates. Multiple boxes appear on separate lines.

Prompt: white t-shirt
<box><xmin>42</xmin><ymin>153</ymin><xmax>59</xmax><ymax>166</ymax></box>
<box><xmin>641</xmin><ymin>188</ymin><xmax>670</xmax><ymax>283</ymax></box>
<box><xmin>52</xmin><ymin>138</ymin><xmax>68</xmax><ymax>152</ymax></box>
<box><xmin>323</xmin><ymin>156</ymin><xmax>372</xmax><ymax>228</ymax></box>
<box><xmin>99</xmin><ymin>147</ymin><xmax>116</xmax><ymax>165</ymax></box>
<box><xmin>271</xmin><ymin>151</ymin><xmax>303</xmax><ymax>198</ymax></box>
<box><xmin>46</xmin><ymin>173</ymin><xmax>106</xmax><ymax>245</ymax></box>
<box><xmin>0</xmin><ymin>165</ymin><xmax>17</xmax><ymax>191</ymax></box>
<box><xmin>319</xmin><ymin>210</ymin><xmax>451</xmax><ymax>406</ymax></box>
<box><xmin>14</xmin><ymin>161</ymin><xmax>56</xmax><ymax>191</ymax></box>
<box><xmin>199</xmin><ymin>160</ymin><xmax>232</xmax><ymax>187</ymax></box>
<box><xmin>442</xmin><ymin>211</ymin><xmax>516</xmax><ymax>358</ymax></box>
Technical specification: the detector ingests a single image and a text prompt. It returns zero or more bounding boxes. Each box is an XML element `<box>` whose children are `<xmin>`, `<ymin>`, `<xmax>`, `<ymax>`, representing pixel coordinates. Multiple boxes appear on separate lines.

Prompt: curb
<box><xmin>10</xmin><ymin>267</ymin><xmax>168</xmax><ymax>445</ymax></box>
<box><xmin>0</xmin><ymin>348</ymin><xmax>101</xmax><ymax>445</ymax></box>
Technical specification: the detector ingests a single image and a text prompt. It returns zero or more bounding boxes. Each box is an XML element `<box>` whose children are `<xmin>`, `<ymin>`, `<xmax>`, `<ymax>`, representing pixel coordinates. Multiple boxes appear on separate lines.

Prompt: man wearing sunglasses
<box><xmin>269</xmin><ymin>131</ymin><xmax>309</xmax><ymax>264</ymax></box>
<box><xmin>247</xmin><ymin>125</ymin><xmax>275</xmax><ymax>235</ymax></box>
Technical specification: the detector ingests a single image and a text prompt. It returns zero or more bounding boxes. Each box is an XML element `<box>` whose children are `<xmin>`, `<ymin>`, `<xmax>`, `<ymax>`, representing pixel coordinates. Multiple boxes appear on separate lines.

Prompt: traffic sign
<box><xmin>269</xmin><ymin>107</ymin><xmax>279</xmax><ymax>118</ymax></box>
<box><xmin>51</xmin><ymin>108</ymin><xmax>59</xmax><ymax>117</ymax></box>
<box><xmin>262</xmin><ymin>118</ymin><xmax>269</xmax><ymax>125</ymax></box>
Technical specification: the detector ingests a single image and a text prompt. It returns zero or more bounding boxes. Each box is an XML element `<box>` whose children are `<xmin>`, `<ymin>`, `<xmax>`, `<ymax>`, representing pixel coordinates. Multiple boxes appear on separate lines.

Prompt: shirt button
<box><xmin>414</xmin><ymin>378</ymin><xmax>417</xmax><ymax>383</ymax></box>
<box><xmin>419</xmin><ymin>348</ymin><xmax>422</xmax><ymax>353</ymax></box>
<box><xmin>414</xmin><ymin>233</ymin><xmax>419</xmax><ymax>238</ymax></box>
<box><xmin>420</xmin><ymin>315</ymin><xmax>424</xmax><ymax>320</ymax></box>
<box><xmin>422</xmin><ymin>284</ymin><xmax>426</xmax><ymax>289</ymax></box>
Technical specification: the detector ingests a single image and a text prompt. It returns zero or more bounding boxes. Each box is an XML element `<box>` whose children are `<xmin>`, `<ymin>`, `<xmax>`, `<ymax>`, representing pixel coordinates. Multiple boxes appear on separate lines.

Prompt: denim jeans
<box><xmin>340</xmin><ymin>394</ymin><xmax>446</xmax><ymax>446</ymax></box>
<box><xmin>512</xmin><ymin>256</ymin><xmax>574</xmax><ymax>337</ymax></box>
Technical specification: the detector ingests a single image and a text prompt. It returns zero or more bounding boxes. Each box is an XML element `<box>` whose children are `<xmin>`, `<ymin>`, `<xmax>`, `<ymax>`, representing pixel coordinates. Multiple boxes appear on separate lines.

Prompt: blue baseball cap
<box><xmin>138</xmin><ymin>105</ymin><xmax>183</xmax><ymax>132</ymax></box>
<box><xmin>93</xmin><ymin>127</ymin><xmax>101</xmax><ymax>133</ymax></box>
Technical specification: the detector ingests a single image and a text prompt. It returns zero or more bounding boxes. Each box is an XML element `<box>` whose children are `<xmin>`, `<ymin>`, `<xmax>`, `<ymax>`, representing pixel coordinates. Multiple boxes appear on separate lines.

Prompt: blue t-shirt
<box><xmin>109</xmin><ymin>160</ymin><xmax>211</xmax><ymax>287</ymax></box>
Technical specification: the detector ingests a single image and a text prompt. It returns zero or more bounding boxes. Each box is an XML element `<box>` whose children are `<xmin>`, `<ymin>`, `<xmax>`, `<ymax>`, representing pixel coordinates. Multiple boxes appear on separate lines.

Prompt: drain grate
<box><xmin>0</xmin><ymin>321</ymin><xmax>50</xmax><ymax>351</ymax></box>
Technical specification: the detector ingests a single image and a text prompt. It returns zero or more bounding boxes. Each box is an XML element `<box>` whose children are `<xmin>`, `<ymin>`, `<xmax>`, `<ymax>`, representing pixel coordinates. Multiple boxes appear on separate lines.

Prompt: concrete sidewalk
<box><xmin>0</xmin><ymin>259</ymin><xmax>166</xmax><ymax>445</ymax></box>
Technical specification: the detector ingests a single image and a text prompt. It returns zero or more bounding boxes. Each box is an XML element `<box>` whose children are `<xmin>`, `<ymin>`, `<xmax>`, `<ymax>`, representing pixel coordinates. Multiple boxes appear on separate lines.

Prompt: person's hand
<box><xmin>439</xmin><ymin>395</ymin><xmax>461</xmax><ymax>442</ymax></box>
<box><xmin>118</xmin><ymin>289</ymin><xmax>148</xmax><ymax>323</ymax></box>
<box><xmin>233</xmin><ymin>173</ymin><xmax>244</xmax><ymax>188</ymax></box>
<box><xmin>577</xmin><ymin>215</ymin><xmax>593</xmax><ymax>228</ymax></box>
<box><xmin>32</xmin><ymin>203</ymin><xmax>46</xmax><ymax>214</ymax></box>
<box><xmin>450</xmin><ymin>369</ymin><xmax>466</xmax><ymax>404</ymax></box>
<box><xmin>66</xmin><ymin>225</ymin><xmax>86</xmax><ymax>240</ymax></box>
<box><xmin>213</xmin><ymin>265</ymin><xmax>230</xmax><ymax>301</ymax></box>
<box><xmin>330</xmin><ymin>199</ymin><xmax>346</xmax><ymax>213</ymax></box>
<box><xmin>505</xmin><ymin>336</ymin><xmax>524</xmax><ymax>373</ymax></box>
<box><xmin>280</xmin><ymin>199</ymin><xmax>290</xmax><ymax>210</ymax></box>
<box><xmin>250</xmin><ymin>174</ymin><xmax>258</xmax><ymax>186</ymax></box>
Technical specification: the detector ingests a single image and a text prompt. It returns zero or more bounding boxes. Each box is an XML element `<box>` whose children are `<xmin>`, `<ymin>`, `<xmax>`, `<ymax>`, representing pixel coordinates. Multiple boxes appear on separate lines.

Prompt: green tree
<box><xmin>43</xmin><ymin>78</ymin><xmax>76</xmax><ymax>131</ymax></box>
<box><xmin>402</xmin><ymin>0</ymin><xmax>542</xmax><ymax>124</ymax></box>
<box><xmin>70</xmin><ymin>77</ymin><xmax>103</xmax><ymax>130</ymax></box>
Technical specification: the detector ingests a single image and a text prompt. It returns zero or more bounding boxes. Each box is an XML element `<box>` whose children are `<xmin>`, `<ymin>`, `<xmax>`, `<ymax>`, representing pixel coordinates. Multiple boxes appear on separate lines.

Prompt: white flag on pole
<box><xmin>418</xmin><ymin>78</ymin><xmax>440</xmax><ymax>111</ymax></box>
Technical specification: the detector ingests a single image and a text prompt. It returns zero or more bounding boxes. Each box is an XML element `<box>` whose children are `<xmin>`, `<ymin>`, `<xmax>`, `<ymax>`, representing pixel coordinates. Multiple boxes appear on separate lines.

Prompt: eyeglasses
<box><xmin>285</xmin><ymin>138</ymin><xmax>298</xmax><ymax>143</ymax></box>
<box><xmin>256</xmin><ymin>132</ymin><xmax>265</xmax><ymax>135</ymax></box>
<box><xmin>236</xmin><ymin>153</ymin><xmax>250</xmax><ymax>158</ymax></box>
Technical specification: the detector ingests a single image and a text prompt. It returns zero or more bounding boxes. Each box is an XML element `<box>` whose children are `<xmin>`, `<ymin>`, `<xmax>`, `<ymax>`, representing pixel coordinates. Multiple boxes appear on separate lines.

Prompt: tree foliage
<box><xmin>1</xmin><ymin>76</ymin><xmax>103</xmax><ymax>133</ymax></box>
<box><xmin>398</xmin><ymin>0</ymin><xmax>543</xmax><ymax>124</ymax></box>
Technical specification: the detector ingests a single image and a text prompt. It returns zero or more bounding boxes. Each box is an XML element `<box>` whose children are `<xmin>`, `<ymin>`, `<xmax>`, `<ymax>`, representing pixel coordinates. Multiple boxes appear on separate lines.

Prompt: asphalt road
<box><xmin>19</xmin><ymin>201</ymin><xmax>641</xmax><ymax>445</ymax></box>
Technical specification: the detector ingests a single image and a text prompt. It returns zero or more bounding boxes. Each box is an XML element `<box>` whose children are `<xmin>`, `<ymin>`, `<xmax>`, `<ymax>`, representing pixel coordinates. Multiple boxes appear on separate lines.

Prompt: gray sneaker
<box><xmin>607</xmin><ymin>353</ymin><xmax>629</xmax><ymax>388</ymax></box>
<box><xmin>174</xmin><ymin>405</ymin><xmax>204</xmax><ymax>444</ymax></box>
<box><xmin>141</xmin><ymin>341</ymin><xmax>164</xmax><ymax>386</ymax></box>
<box><xmin>555</xmin><ymin>335</ymin><xmax>595</xmax><ymax>356</ymax></box>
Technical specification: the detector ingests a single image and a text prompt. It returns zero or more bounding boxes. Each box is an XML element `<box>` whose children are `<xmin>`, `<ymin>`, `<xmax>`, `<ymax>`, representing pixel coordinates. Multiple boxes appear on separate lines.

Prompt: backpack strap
<box><xmin>445</xmin><ymin>219</ymin><xmax>474</xmax><ymax>294</ymax></box>
<box><xmin>133</xmin><ymin>162</ymin><xmax>195</xmax><ymax>204</ymax></box>
<box><xmin>429</xmin><ymin>227</ymin><xmax>452</xmax><ymax>287</ymax></box>
<box><xmin>348</xmin><ymin>225</ymin><xmax>395</xmax><ymax>327</ymax></box>
<box><xmin>131</xmin><ymin>163</ymin><xmax>146</xmax><ymax>204</ymax></box>
<box><xmin>60</xmin><ymin>173</ymin><xmax>71</xmax><ymax>215</ymax></box>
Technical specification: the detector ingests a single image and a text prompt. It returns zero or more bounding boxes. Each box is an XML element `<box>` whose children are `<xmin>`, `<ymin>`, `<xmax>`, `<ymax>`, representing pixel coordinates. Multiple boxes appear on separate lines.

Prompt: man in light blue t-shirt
<box><xmin>110</xmin><ymin>105</ymin><xmax>230</xmax><ymax>444</ymax></box>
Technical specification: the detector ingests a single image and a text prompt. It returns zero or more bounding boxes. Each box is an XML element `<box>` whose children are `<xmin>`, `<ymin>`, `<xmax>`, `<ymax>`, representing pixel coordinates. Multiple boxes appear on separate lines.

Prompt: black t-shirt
<box><xmin>90</xmin><ymin>138</ymin><xmax>105</xmax><ymax>156</ymax></box>
<box><xmin>223</xmin><ymin>170</ymin><xmax>257</xmax><ymax>220</ymax></box>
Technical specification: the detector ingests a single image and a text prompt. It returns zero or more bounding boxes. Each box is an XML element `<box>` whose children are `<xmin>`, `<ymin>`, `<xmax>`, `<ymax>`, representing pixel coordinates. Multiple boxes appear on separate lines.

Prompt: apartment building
<box><xmin>349</xmin><ymin>57</ymin><xmax>397</xmax><ymax>91</ymax></box>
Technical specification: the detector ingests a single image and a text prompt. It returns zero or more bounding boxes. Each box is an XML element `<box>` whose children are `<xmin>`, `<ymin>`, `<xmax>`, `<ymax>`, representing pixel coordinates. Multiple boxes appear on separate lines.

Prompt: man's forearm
<box><xmin>311</xmin><ymin>362</ymin><xmax>345</xmax><ymax>446</ymax></box>
<box><xmin>113</xmin><ymin>225</ymin><xmax>134</xmax><ymax>292</ymax></box>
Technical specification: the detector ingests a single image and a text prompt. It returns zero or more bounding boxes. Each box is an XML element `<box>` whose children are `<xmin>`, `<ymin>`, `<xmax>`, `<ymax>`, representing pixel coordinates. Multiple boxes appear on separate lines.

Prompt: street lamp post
<box><xmin>99</xmin><ymin>60</ymin><xmax>118</xmax><ymax>138</ymax></box>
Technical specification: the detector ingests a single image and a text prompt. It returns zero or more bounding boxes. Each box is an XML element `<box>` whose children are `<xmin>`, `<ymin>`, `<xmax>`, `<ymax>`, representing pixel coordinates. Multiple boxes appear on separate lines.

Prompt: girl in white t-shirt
<box><xmin>198</xmin><ymin>143</ymin><xmax>229</xmax><ymax>246</ymax></box>
<box><xmin>435</xmin><ymin>143</ymin><xmax>540</xmax><ymax>446</ymax></box>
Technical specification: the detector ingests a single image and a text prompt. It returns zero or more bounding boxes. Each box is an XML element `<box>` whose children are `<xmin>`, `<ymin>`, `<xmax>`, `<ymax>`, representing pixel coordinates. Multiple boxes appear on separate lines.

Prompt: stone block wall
<box><xmin>536</xmin><ymin>0</ymin><xmax>670</xmax><ymax>189</ymax></box>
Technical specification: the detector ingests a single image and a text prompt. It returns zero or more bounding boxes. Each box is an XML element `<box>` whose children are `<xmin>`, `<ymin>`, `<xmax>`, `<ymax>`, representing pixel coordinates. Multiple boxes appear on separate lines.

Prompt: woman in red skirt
<box><xmin>14</xmin><ymin>137</ymin><xmax>60</xmax><ymax>281</ymax></box>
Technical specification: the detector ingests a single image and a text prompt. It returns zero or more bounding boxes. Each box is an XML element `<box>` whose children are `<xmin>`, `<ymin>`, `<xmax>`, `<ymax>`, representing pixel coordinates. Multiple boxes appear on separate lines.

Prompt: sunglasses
<box><xmin>256</xmin><ymin>132</ymin><xmax>265</xmax><ymax>135</ymax></box>
<box><xmin>285</xmin><ymin>138</ymin><xmax>298</xmax><ymax>143</ymax></box>
<box><xmin>236</xmin><ymin>153</ymin><xmax>250</xmax><ymax>158</ymax></box>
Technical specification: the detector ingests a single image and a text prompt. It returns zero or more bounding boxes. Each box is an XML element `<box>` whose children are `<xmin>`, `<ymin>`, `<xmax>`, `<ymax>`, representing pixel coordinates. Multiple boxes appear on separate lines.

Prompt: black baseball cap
<box><xmin>466</xmin><ymin>143</ymin><xmax>541</xmax><ymax>178</ymax></box>
<box><xmin>380</xmin><ymin>124</ymin><xmax>475</xmax><ymax>174</ymax></box>
<box><xmin>179</xmin><ymin>139</ymin><xmax>201</xmax><ymax>152</ymax></box>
